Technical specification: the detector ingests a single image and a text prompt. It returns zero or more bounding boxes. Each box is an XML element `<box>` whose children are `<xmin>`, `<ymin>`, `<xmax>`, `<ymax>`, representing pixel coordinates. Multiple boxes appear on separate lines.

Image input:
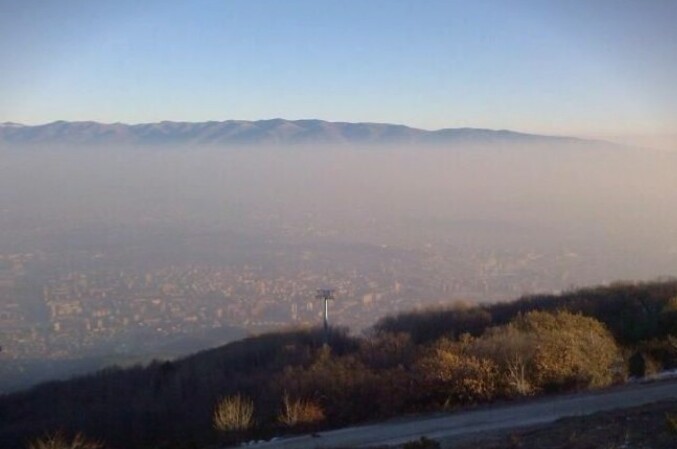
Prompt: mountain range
<box><xmin>0</xmin><ymin>119</ymin><xmax>588</xmax><ymax>147</ymax></box>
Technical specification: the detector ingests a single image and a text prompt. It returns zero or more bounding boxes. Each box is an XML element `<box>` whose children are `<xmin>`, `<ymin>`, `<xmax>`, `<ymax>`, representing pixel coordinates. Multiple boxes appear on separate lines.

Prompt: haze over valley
<box><xmin>1</xmin><ymin>120</ymin><xmax>676</xmax><ymax>391</ymax></box>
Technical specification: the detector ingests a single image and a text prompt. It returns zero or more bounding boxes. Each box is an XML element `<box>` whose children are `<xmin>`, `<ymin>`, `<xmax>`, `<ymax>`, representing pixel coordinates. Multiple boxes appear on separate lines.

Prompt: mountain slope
<box><xmin>0</xmin><ymin>119</ymin><xmax>588</xmax><ymax>147</ymax></box>
<box><xmin>1</xmin><ymin>280</ymin><xmax>676</xmax><ymax>449</ymax></box>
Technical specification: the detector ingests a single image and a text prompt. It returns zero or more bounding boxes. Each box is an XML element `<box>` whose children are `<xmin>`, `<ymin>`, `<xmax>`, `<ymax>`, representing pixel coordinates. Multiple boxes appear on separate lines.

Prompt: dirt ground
<box><xmin>444</xmin><ymin>399</ymin><xmax>677</xmax><ymax>449</ymax></box>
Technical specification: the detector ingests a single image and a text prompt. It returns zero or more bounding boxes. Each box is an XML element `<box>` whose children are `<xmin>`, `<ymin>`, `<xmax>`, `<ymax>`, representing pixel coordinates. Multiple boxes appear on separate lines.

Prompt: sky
<box><xmin>1</xmin><ymin>0</ymin><xmax>675</xmax><ymax>146</ymax></box>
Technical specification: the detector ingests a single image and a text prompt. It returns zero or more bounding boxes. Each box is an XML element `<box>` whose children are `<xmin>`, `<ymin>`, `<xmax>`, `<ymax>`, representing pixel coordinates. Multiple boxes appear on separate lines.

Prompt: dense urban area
<box><xmin>1</xmin><ymin>225</ymin><xmax>667</xmax><ymax>365</ymax></box>
<box><xmin>0</xmin><ymin>246</ymin><xmax>565</xmax><ymax>360</ymax></box>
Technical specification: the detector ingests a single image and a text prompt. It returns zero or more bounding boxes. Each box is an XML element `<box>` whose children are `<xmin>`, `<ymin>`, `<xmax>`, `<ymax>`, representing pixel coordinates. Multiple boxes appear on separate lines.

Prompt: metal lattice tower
<box><xmin>316</xmin><ymin>288</ymin><xmax>335</xmax><ymax>345</ymax></box>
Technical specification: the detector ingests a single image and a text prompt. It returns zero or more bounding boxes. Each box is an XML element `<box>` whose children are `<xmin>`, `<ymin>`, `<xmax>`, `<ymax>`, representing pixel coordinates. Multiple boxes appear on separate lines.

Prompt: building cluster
<box><xmin>0</xmin><ymin>244</ymin><xmax>588</xmax><ymax>362</ymax></box>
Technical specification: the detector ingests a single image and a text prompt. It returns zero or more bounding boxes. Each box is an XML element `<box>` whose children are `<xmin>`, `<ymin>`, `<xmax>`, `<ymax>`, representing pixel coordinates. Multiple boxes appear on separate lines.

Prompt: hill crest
<box><xmin>0</xmin><ymin>119</ymin><xmax>588</xmax><ymax>146</ymax></box>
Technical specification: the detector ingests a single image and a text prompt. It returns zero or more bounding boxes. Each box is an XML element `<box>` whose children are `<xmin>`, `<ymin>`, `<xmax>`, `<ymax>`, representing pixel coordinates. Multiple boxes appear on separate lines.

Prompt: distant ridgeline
<box><xmin>0</xmin><ymin>119</ymin><xmax>590</xmax><ymax>147</ymax></box>
<box><xmin>1</xmin><ymin>279</ymin><xmax>676</xmax><ymax>449</ymax></box>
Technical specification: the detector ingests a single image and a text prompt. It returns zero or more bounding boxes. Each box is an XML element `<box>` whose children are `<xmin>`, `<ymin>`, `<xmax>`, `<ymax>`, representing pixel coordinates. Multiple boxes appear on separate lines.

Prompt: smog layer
<box><xmin>0</xmin><ymin>121</ymin><xmax>676</xmax><ymax>391</ymax></box>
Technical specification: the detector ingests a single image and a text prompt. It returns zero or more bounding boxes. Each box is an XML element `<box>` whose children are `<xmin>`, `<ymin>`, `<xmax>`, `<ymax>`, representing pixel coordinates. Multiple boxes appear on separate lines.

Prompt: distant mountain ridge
<box><xmin>0</xmin><ymin>119</ymin><xmax>589</xmax><ymax>147</ymax></box>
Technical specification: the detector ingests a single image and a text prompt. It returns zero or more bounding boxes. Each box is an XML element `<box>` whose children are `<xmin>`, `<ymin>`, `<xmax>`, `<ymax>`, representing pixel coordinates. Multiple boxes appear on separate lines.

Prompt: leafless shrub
<box><xmin>666</xmin><ymin>412</ymin><xmax>677</xmax><ymax>434</ymax></box>
<box><xmin>26</xmin><ymin>432</ymin><xmax>103</xmax><ymax>449</ymax></box>
<box><xmin>278</xmin><ymin>393</ymin><xmax>325</xmax><ymax>427</ymax></box>
<box><xmin>213</xmin><ymin>394</ymin><xmax>255</xmax><ymax>432</ymax></box>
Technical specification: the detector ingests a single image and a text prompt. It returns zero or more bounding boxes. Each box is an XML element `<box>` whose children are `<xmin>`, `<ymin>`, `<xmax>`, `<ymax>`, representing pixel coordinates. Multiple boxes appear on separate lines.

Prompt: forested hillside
<box><xmin>2</xmin><ymin>279</ymin><xmax>677</xmax><ymax>449</ymax></box>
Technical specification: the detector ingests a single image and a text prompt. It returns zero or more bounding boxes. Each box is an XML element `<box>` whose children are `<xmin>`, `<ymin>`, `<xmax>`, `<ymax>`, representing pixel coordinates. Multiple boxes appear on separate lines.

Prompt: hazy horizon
<box><xmin>1</xmin><ymin>1</ymin><xmax>676</xmax><ymax>391</ymax></box>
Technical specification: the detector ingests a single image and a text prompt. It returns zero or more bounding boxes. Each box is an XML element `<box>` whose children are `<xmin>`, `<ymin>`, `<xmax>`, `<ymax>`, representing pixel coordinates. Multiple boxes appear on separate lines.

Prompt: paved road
<box><xmin>242</xmin><ymin>380</ymin><xmax>677</xmax><ymax>449</ymax></box>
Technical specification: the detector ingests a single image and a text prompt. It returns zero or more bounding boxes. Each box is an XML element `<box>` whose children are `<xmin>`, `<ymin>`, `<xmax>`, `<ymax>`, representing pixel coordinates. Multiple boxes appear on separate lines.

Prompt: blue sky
<box><xmin>1</xmin><ymin>0</ymin><xmax>675</xmax><ymax>142</ymax></box>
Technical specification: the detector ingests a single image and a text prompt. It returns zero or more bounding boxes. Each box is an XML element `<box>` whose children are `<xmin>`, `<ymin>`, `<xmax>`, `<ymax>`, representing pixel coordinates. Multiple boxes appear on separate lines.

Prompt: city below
<box><xmin>2</xmin><ymin>215</ymin><xmax>675</xmax><ymax>393</ymax></box>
